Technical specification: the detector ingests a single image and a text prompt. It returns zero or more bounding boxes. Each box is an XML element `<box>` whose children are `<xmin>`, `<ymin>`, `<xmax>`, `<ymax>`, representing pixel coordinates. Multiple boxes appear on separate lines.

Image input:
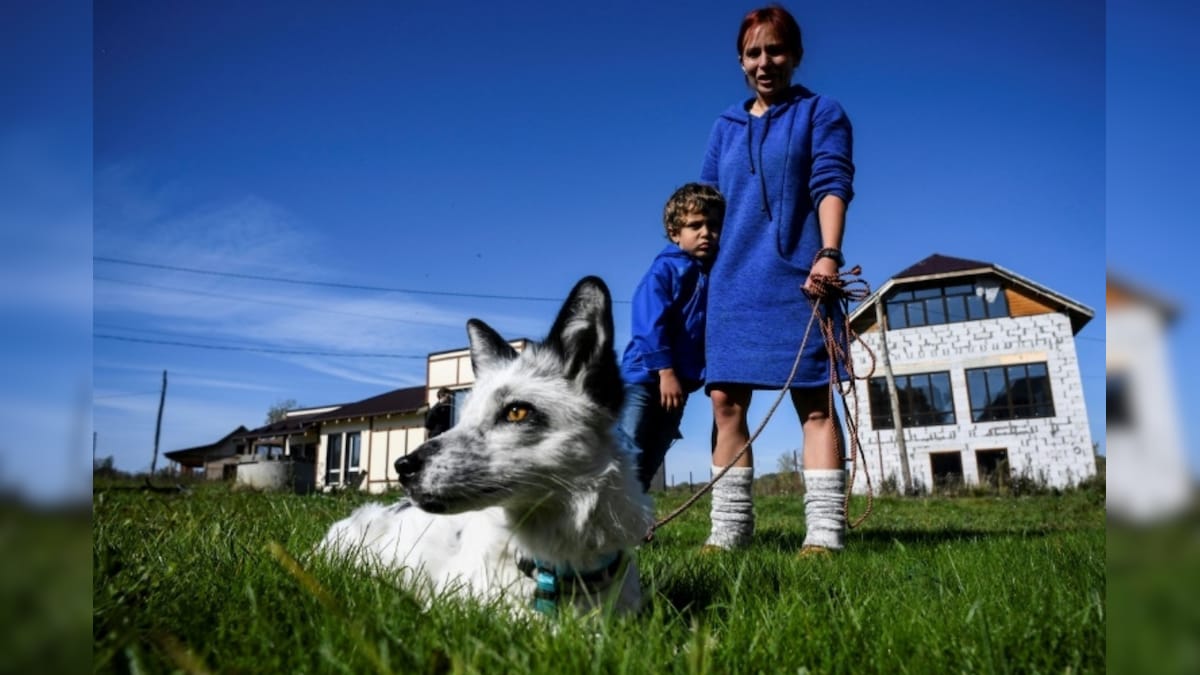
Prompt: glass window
<box><xmin>913</xmin><ymin>286</ymin><xmax>941</xmax><ymax>299</ymax></box>
<box><xmin>886</xmin><ymin>302</ymin><xmax>907</xmax><ymax>329</ymax></box>
<box><xmin>945</xmin><ymin>295</ymin><xmax>967</xmax><ymax>322</ymax></box>
<box><xmin>868</xmin><ymin>378</ymin><xmax>892</xmax><ymax>428</ymax></box>
<box><xmin>906</xmin><ymin>301</ymin><xmax>926</xmax><ymax>327</ymax></box>
<box><xmin>966</xmin><ymin>294</ymin><xmax>988</xmax><ymax>320</ymax></box>
<box><xmin>967</xmin><ymin>363</ymin><xmax>1055</xmax><ymax>423</ymax></box>
<box><xmin>986</xmin><ymin>287</ymin><xmax>1010</xmax><ymax>318</ymax></box>
<box><xmin>452</xmin><ymin>389</ymin><xmax>470</xmax><ymax>426</ymax></box>
<box><xmin>925</xmin><ymin>298</ymin><xmax>946</xmax><ymax>325</ymax></box>
<box><xmin>868</xmin><ymin>371</ymin><xmax>955</xmax><ymax>428</ymax></box>
<box><xmin>346</xmin><ymin>432</ymin><xmax>361</xmax><ymax>470</ymax></box>
<box><xmin>325</xmin><ymin>433</ymin><xmax>342</xmax><ymax>484</ymax></box>
<box><xmin>930</xmin><ymin>373</ymin><xmax>954</xmax><ymax>423</ymax></box>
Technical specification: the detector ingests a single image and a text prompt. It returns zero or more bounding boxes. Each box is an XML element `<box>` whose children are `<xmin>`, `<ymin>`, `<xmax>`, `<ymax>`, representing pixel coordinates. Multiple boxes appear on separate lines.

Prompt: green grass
<box><xmin>93</xmin><ymin>480</ymin><xmax>1105</xmax><ymax>674</ymax></box>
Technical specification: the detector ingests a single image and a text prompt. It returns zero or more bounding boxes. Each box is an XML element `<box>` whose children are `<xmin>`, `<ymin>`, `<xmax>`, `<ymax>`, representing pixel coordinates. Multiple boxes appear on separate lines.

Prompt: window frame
<box><xmin>884</xmin><ymin>280</ymin><xmax>1010</xmax><ymax>330</ymax></box>
<box><xmin>965</xmin><ymin>362</ymin><xmax>1056</xmax><ymax>423</ymax></box>
<box><xmin>867</xmin><ymin>371</ymin><xmax>956</xmax><ymax>429</ymax></box>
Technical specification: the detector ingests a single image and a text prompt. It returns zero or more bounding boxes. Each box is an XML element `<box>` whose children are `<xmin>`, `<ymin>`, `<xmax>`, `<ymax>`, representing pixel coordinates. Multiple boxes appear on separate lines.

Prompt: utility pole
<box><xmin>874</xmin><ymin>302</ymin><xmax>912</xmax><ymax>494</ymax></box>
<box><xmin>150</xmin><ymin>370</ymin><xmax>167</xmax><ymax>475</ymax></box>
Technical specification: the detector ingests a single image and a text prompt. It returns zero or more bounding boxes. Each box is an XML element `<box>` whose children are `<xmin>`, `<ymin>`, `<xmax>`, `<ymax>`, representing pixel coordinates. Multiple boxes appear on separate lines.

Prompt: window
<box><xmin>325</xmin><ymin>431</ymin><xmax>363</xmax><ymax>486</ymax></box>
<box><xmin>930</xmin><ymin>451</ymin><xmax>964</xmax><ymax>491</ymax></box>
<box><xmin>884</xmin><ymin>280</ymin><xmax>1010</xmax><ymax>330</ymax></box>
<box><xmin>451</xmin><ymin>389</ymin><xmax>471</xmax><ymax>426</ymax></box>
<box><xmin>345</xmin><ymin>432</ymin><xmax>362</xmax><ymax>483</ymax></box>
<box><xmin>975</xmin><ymin>449</ymin><xmax>1010</xmax><ymax>488</ymax></box>
<box><xmin>325</xmin><ymin>433</ymin><xmax>342</xmax><ymax>485</ymax></box>
<box><xmin>966</xmin><ymin>362</ymin><xmax>1055</xmax><ymax>422</ymax></box>
<box><xmin>1106</xmin><ymin>373</ymin><xmax>1133</xmax><ymax>428</ymax></box>
<box><xmin>867</xmin><ymin>371</ymin><xmax>955</xmax><ymax>428</ymax></box>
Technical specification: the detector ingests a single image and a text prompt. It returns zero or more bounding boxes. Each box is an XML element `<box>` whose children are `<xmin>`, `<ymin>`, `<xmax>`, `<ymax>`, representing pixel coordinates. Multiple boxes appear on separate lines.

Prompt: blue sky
<box><xmin>4</xmin><ymin>1</ymin><xmax>1197</xmax><ymax>500</ymax></box>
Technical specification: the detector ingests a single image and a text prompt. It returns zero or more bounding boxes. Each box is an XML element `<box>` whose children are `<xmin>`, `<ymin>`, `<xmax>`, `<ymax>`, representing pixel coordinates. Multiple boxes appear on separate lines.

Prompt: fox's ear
<box><xmin>467</xmin><ymin>319</ymin><xmax>518</xmax><ymax>377</ymax></box>
<box><xmin>546</xmin><ymin>276</ymin><xmax>623</xmax><ymax>415</ymax></box>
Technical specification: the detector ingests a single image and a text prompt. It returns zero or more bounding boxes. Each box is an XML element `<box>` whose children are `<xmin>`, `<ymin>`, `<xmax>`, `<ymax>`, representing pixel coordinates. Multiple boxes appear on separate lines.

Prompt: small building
<box><xmin>847</xmin><ymin>254</ymin><xmax>1097</xmax><ymax>493</ymax></box>
<box><xmin>1105</xmin><ymin>272</ymin><xmax>1192</xmax><ymax>520</ymax></box>
<box><xmin>163</xmin><ymin>426</ymin><xmax>249</xmax><ymax>480</ymax></box>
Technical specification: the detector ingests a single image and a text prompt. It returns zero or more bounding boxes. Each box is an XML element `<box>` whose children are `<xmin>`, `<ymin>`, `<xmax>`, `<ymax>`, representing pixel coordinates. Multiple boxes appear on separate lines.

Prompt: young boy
<box><xmin>618</xmin><ymin>183</ymin><xmax>724</xmax><ymax>491</ymax></box>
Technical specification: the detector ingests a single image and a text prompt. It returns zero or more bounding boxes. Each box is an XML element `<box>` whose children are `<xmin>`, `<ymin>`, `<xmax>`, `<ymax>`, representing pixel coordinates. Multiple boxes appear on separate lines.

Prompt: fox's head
<box><xmin>395</xmin><ymin>276</ymin><xmax>625</xmax><ymax>514</ymax></box>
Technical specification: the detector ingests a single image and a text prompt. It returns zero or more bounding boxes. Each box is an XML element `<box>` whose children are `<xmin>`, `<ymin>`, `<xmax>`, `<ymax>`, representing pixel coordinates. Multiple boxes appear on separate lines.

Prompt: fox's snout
<box><xmin>394</xmin><ymin>439</ymin><xmax>439</xmax><ymax>486</ymax></box>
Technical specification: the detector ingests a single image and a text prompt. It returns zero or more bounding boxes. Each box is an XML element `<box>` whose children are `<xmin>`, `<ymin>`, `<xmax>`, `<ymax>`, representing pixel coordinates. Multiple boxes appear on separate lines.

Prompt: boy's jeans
<box><xmin>617</xmin><ymin>381</ymin><xmax>685</xmax><ymax>491</ymax></box>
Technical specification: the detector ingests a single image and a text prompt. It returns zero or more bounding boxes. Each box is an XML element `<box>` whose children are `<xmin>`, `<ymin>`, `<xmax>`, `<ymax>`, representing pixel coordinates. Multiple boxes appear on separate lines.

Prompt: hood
<box><xmin>718</xmin><ymin>84</ymin><xmax>815</xmax><ymax>124</ymax></box>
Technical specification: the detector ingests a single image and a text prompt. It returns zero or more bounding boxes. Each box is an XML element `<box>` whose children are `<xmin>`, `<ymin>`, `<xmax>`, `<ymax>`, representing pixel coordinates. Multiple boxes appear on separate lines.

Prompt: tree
<box><xmin>777</xmin><ymin>449</ymin><xmax>801</xmax><ymax>475</ymax></box>
<box><xmin>265</xmin><ymin>398</ymin><xmax>298</xmax><ymax>424</ymax></box>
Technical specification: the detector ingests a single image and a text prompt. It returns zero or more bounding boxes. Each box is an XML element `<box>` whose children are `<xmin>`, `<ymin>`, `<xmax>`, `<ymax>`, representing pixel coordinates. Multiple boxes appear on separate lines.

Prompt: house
<box><xmin>168</xmin><ymin>331</ymin><xmax>679</xmax><ymax>493</ymax></box>
<box><xmin>1105</xmin><ymin>272</ymin><xmax>1192</xmax><ymax>521</ymax></box>
<box><xmin>846</xmin><ymin>253</ymin><xmax>1096</xmax><ymax>493</ymax></box>
<box><xmin>307</xmin><ymin>386</ymin><xmax>428</xmax><ymax>493</ymax></box>
<box><xmin>163</xmin><ymin>425</ymin><xmax>249</xmax><ymax>479</ymax></box>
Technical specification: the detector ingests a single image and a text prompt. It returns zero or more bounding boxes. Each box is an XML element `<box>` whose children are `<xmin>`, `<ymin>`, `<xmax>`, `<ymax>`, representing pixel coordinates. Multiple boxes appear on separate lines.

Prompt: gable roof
<box><xmin>893</xmin><ymin>253</ymin><xmax>994</xmax><ymax>279</ymax></box>
<box><xmin>165</xmin><ymin>425</ymin><xmax>249</xmax><ymax>466</ymax></box>
<box><xmin>849</xmin><ymin>253</ymin><xmax>1095</xmax><ymax>334</ymax></box>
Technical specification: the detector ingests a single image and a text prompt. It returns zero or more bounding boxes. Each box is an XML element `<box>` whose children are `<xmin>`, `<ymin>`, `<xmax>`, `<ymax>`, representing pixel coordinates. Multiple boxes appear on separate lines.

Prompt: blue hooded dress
<box><xmin>700</xmin><ymin>85</ymin><xmax>855</xmax><ymax>389</ymax></box>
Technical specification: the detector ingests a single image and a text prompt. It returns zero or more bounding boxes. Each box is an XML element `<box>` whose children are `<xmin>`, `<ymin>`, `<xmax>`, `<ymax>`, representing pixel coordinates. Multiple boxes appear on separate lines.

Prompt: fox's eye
<box><xmin>504</xmin><ymin>403</ymin><xmax>532</xmax><ymax>423</ymax></box>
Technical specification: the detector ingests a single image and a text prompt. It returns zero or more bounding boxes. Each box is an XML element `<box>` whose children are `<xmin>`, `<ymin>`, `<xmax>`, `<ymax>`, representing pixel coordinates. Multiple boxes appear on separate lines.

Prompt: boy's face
<box><xmin>670</xmin><ymin>210</ymin><xmax>720</xmax><ymax>261</ymax></box>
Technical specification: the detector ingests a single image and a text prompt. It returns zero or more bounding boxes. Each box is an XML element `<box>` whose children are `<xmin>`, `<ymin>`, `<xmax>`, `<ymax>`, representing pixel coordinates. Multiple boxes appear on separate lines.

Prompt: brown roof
<box><xmin>237</xmin><ymin>411</ymin><xmax>328</xmax><ymax>440</ymax></box>
<box><xmin>307</xmin><ymin>385</ymin><xmax>427</xmax><ymax>423</ymax></box>
<box><xmin>894</xmin><ymin>253</ymin><xmax>993</xmax><ymax>279</ymax></box>
<box><xmin>165</xmin><ymin>425</ymin><xmax>249</xmax><ymax>466</ymax></box>
<box><xmin>215</xmin><ymin>386</ymin><xmax>429</xmax><ymax>445</ymax></box>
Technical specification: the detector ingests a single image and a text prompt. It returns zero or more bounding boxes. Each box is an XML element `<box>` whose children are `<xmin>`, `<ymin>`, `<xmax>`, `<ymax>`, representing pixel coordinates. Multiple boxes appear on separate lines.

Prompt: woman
<box><xmin>700</xmin><ymin>5</ymin><xmax>855</xmax><ymax>553</ymax></box>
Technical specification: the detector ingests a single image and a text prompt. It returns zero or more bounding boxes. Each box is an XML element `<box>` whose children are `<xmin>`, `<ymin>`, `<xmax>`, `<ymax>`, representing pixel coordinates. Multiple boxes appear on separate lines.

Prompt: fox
<box><xmin>321</xmin><ymin>277</ymin><xmax>654</xmax><ymax>616</ymax></box>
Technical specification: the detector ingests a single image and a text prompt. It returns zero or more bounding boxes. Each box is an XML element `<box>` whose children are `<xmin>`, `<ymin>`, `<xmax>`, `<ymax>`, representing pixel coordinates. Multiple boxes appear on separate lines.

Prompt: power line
<box><xmin>94</xmin><ymin>255</ymin><xmax>605</xmax><ymax>303</ymax></box>
<box><xmin>94</xmin><ymin>389</ymin><xmax>162</xmax><ymax>400</ymax></box>
<box><xmin>95</xmin><ymin>276</ymin><xmax>460</xmax><ymax>327</ymax></box>
<box><xmin>95</xmin><ymin>333</ymin><xmax>427</xmax><ymax>359</ymax></box>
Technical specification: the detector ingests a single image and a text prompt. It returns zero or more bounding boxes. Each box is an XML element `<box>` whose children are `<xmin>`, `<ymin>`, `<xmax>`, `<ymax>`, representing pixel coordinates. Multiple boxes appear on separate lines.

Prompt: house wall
<box><xmin>849</xmin><ymin>311</ymin><xmax>1095</xmax><ymax>492</ymax></box>
<box><xmin>203</xmin><ymin>455</ymin><xmax>241</xmax><ymax>481</ymax></box>
<box><xmin>1106</xmin><ymin>304</ymin><xmax>1191</xmax><ymax>519</ymax></box>
<box><xmin>427</xmin><ymin>348</ymin><xmax>477</xmax><ymax>404</ymax></box>
<box><xmin>365</xmin><ymin>414</ymin><xmax>424</xmax><ymax>494</ymax></box>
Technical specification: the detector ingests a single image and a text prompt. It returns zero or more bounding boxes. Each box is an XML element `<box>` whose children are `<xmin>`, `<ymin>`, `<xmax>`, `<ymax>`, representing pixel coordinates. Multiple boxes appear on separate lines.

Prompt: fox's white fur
<box><xmin>321</xmin><ymin>277</ymin><xmax>653</xmax><ymax>615</ymax></box>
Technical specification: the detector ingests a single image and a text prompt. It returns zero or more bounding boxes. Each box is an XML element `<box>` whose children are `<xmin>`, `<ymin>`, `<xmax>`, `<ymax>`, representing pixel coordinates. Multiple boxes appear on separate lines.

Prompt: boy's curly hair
<box><xmin>662</xmin><ymin>183</ymin><xmax>725</xmax><ymax>238</ymax></box>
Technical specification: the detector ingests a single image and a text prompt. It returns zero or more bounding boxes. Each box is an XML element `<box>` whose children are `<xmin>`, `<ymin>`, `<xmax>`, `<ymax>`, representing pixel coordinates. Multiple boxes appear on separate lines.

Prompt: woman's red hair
<box><xmin>736</xmin><ymin>5</ymin><xmax>804</xmax><ymax>62</ymax></box>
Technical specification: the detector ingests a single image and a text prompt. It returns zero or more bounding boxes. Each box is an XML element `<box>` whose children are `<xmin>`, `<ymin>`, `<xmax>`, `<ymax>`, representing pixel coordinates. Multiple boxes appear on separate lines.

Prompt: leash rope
<box><xmin>643</xmin><ymin>264</ymin><xmax>878</xmax><ymax>542</ymax></box>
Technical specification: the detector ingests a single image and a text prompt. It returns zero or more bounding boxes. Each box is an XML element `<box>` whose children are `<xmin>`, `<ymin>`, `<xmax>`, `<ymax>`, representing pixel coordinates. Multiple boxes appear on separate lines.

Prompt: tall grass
<box><xmin>93</xmin><ymin>479</ymin><xmax>1104</xmax><ymax>673</ymax></box>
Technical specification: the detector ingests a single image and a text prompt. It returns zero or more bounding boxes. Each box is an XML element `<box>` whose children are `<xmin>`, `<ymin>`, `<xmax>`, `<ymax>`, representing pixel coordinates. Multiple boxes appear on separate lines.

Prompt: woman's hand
<box><xmin>804</xmin><ymin>255</ymin><xmax>841</xmax><ymax>296</ymax></box>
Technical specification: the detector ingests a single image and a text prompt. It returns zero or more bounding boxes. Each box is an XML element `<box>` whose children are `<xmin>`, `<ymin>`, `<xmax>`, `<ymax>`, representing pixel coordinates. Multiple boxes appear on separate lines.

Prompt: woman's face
<box><xmin>739</xmin><ymin>23</ymin><xmax>797</xmax><ymax>104</ymax></box>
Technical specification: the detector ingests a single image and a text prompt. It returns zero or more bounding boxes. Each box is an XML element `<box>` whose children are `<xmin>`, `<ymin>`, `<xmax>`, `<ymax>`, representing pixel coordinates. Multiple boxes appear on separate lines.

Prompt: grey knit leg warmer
<box><xmin>802</xmin><ymin>469</ymin><xmax>846</xmax><ymax>550</ymax></box>
<box><xmin>705</xmin><ymin>465</ymin><xmax>755</xmax><ymax>549</ymax></box>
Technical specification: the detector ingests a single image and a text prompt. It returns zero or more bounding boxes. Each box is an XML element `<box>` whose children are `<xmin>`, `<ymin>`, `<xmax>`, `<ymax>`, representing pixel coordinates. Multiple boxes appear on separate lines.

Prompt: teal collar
<box><xmin>517</xmin><ymin>551</ymin><xmax>626</xmax><ymax>615</ymax></box>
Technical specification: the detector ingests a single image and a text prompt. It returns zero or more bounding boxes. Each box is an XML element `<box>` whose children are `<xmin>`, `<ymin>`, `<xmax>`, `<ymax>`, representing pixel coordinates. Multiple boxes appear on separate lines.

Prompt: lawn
<box><xmin>93</xmin><ymin>479</ymin><xmax>1105</xmax><ymax>674</ymax></box>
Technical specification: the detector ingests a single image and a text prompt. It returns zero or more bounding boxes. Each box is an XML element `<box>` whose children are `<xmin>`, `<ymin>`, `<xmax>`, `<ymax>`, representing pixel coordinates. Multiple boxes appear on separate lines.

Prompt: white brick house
<box><xmin>846</xmin><ymin>254</ymin><xmax>1096</xmax><ymax>493</ymax></box>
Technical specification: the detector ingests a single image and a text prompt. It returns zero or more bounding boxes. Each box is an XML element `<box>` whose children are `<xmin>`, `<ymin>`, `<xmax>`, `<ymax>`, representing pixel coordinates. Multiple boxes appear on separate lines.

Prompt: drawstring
<box><xmin>745</xmin><ymin>116</ymin><xmax>756</xmax><ymax>174</ymax></box>
<box><xmin>759</xmin><ymin>113</ymin><xmax>773</xmax><ymax>220</ymax></box>
<box><xmin>745</xmin><ymin>111</ymin><xmax>774</xmax><ymax>221</ymax></box>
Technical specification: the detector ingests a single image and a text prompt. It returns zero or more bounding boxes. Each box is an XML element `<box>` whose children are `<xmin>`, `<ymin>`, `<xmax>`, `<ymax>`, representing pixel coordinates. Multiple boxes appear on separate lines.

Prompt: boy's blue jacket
<box><xmin>619</xmin><ymin>244</ymin><xmax>709</xmax><ymax>392</ymax></box>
